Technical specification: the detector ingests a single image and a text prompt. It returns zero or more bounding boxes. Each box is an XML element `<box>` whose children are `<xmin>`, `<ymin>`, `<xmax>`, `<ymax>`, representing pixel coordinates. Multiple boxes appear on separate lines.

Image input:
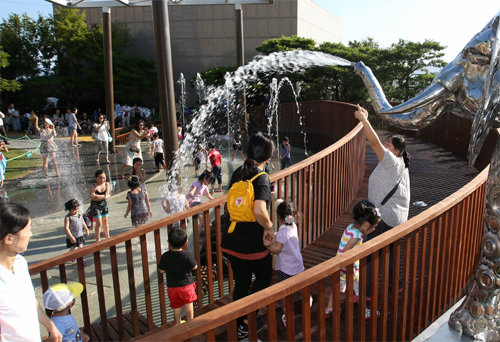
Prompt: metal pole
<box><xmin>103</xmin><ymin>7</ymin><xmax>115</xmax><ymax>152</ymax></box>
<box><xmin>235</xmin><ymin>3</ymin><xmax>248</xmax><ymax>131</ymax></box>
<box><xmin>152</xmin><ymin>0</ymin><xmax>179</xmax><ymax>170</ymax></box>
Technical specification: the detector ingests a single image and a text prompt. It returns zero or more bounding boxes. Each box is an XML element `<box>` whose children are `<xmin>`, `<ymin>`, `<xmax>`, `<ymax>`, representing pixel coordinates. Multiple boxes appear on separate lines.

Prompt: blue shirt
<box><xmin>52</xmin><ymin>315</ymin><xmax>81</xmax><ymax>341</ymax></box>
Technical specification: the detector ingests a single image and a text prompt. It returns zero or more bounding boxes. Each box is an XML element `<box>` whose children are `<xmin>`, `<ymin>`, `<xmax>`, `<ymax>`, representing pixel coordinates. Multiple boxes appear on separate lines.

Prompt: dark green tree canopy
<box><xmin>197</xmin><ymin>35</ymin><xmax>446</xmax><ymax>105</ymax></box>
<box><xmin>1</xmin><ymin>9</ymin><xmax>156</xmax><ymax>112</ymax></box>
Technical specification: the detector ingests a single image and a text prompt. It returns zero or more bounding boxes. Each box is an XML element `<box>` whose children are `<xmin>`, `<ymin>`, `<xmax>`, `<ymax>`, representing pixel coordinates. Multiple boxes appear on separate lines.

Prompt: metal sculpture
<box><xmin>354</xmin><ymin>11</ymin><xmax>500</xmax><ymax>341</ymax></box>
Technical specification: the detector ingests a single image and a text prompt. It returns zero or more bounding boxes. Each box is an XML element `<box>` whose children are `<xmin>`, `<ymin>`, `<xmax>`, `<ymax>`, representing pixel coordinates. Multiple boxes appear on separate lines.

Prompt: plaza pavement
<box><xmin>5</xmin><ymin>134</ymin><xmax>305</xmax><ymax>333</ymax></box>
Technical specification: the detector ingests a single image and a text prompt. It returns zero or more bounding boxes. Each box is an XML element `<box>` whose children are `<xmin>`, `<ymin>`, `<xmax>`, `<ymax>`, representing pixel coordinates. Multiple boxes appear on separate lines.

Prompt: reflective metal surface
<box><xmin>355</xmin><ymin>11</ymin><xmax>500</xmax><ymax>342</ymax></box>
<box><xmin>354</xmin><ymin>12</ymin><xmax>500</xmax><ymax>166</ymax></box>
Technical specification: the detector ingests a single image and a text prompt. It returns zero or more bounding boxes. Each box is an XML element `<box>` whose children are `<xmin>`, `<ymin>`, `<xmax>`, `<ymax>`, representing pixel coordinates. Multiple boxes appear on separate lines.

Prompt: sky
<box><xmin>2</xmin><ymin>0</ymin><xmax>499</xmax><ymax>62</ymax></box>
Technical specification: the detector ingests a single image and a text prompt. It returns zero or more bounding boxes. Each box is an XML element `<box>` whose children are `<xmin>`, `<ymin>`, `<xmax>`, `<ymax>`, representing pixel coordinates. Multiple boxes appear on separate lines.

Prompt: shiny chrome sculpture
<box><xmin>354</xmin><ymin>11</ymin><xmax>500</xmax><ymax>341</ymax></box>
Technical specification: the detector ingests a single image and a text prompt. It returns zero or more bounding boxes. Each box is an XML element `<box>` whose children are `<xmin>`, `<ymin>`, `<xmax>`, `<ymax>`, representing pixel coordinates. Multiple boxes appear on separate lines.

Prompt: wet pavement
<box><xmin>5</xmin><ymin>135</ymin><xmax>307</xmax><ymax>266</ymax></box>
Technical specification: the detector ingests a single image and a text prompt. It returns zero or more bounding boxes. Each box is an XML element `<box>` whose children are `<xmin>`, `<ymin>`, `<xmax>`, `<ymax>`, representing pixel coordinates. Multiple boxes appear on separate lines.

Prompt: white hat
<box><xmin>44</xmin><ymin>118</ymin><xmax>54</xmax><ymax>126</ymax></box>
<box><xmin>43</xmin><ymin>282</ymin><xmax>84</xmax><ymax>311</ymax></box>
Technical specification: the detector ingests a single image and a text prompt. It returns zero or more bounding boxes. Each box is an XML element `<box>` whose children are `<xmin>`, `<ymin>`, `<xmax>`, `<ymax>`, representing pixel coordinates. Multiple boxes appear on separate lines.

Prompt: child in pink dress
<box><xmin>265</xmin><ymin>200</ymin><xmax>311</xmax><ymax>327</ymax></box>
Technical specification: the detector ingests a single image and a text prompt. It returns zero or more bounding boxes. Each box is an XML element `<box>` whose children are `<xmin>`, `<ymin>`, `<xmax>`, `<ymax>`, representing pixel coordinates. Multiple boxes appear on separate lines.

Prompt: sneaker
<box><xmin>365</xmin><ymin>308</ymin><xmax>380</xmax><ymax>320</ymax></box>
<box><xmin>237</xmin><ymin>323</ymin><xmax>248</xmax><ymax>339</ymax></box>
<box><xmin>281</xmin><ymin>314</ymin><xmax>286</xmax><ymax>327</ymax></box>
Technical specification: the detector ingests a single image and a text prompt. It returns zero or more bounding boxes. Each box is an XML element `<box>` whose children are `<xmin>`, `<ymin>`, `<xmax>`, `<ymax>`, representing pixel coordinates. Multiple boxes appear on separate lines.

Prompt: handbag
<box><xmin>107</xmin><ymin>131</ymin><xmax>113</xmax><ymax>142</ymax></box>
<box><xmin>380</xmin><ymin>173</ymin><xmax>403</xmax><ymax>206</ymax></box>
<box><xmin>129</xmin><ymin>145</ymin><xmax>140</xmax><ymax>154</ymax></box>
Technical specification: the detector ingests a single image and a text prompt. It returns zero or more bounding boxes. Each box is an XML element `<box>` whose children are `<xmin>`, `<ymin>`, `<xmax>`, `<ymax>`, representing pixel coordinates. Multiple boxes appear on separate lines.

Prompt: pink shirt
<box><xmin>186</xmin><ymin>180</ymin><xmax>209</xmax><ymax>204</ymax></box>
<box><xmin>275</xmin><ymin>223</ymin><xmax>305</xmax><ymax>276</ymax></box>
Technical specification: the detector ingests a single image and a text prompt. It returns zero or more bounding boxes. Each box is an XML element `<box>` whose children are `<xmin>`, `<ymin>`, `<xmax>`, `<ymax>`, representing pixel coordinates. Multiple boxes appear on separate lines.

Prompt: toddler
<box><xmin>158</xmin><ymin>228</ymin><xmax>198</xmax><ymax>325</ymax></box>
<box><xmin>325</xmin><ymin>200</ymin><xmax>381</xmax><ymax>319</ymax></box>
<box><xmin>162</xmin><ymin>189</ymin><xmax>190</xmax><ymax>228</ymax></box>
<box><xmin>186</xmin><ymin>170</ymin><xmax>214</xmax><ymax>207</ymax></box>
<box><xmin>265</xmin><ymin>200</ymin><xmax>310</xmax><ymax>327</ymax></box>
<box><xmin>124</xmin><ymin>175</ymin><xmax>152</xmax><ymax>228</ymax></box>
<box><xmin>43</xmin><ymin>282</ymin><xmax>90</xmax><ymax>342</ymax></box>
<box><xmin>150</xmin><ymin>133</ymin><xmax>166</xmax><ymax>172</ymax></box>
<box><xmin>64</xmin><ymin>199</ymin><xmax>90</xmax><ymax>253</ymax></box>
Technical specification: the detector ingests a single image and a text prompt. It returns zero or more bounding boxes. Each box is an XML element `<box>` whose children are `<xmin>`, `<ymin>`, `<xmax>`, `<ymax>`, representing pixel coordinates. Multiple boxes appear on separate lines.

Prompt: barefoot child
<box><xmin>158</xmin><ymin>228</ymin><xmax>198</xmax><ymax>325</ymax></box>
<box><xmin>325</xmin><ymin>200</ymin><xmax>381</xmax><ymax>318</ymax></box>
<box><xmin>64</xmin><ymin>199</ymin><xmax>90</xmax><ymax>253</ymax></box>
<box><xmin>186</xmin><ymin>170</ymin><xmax>214</xmax><ymax>207</ymax></box>
<box><xmin>42</xmin><ymin>282</ymin><xmax>90</xmax><ymax>342</ymax></box>
<box><xmin>150</xmin><ymin>133</ymin><xmax>165</xmax><ymax>172</ymax></box>
<box><xmin>124</xmin><ymin>175</ymin><xmax>153</xmax><ymax>228</ymax></box>
<box><xmin>90</xmin><ymin>170</ymin><xmax>110</xmax><ymax>241</ymax></box>
<box><xmin>207</xmin><ymin>143</ymin><xmax>222</xmax><ymax>193</ymax></box>
<box><xmin>265</xmin><ymin>200</ymin><xmax>310</xmax><ymax>327</ymax></box>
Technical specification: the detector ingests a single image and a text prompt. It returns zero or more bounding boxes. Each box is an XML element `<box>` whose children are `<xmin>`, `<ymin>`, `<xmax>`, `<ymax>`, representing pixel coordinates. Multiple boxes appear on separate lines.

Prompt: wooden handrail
<box><xmin>135</xmin><ymin>163</ymin><xmax>490</xmax><ymax>341</ymax></box>
<box><xmin>29</xmin><ymin>101</ymin><xmax>496</xmax><ymax>341</ymax></box>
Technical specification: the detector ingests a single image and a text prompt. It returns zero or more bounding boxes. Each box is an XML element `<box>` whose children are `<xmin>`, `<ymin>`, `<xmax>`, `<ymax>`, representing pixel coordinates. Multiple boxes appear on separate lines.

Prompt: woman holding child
<box><xmin>221</xmin><ymin>132</ymin><xmax>275</xmax><ymax>338</ymax></box>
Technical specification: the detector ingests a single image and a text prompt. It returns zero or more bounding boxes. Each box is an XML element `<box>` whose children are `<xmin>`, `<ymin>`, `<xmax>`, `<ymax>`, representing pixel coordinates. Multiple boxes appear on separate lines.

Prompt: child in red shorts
<box><xmin>158</xmin><ymin>227</ymin><xmax>198</xmax><ymax>325</ymax></box>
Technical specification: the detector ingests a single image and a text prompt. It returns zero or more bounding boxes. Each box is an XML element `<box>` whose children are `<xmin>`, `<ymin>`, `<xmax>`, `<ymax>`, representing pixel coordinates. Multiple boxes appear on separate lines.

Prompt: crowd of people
<box><xmin>0</xmin><ymin>104</ymin><xmax>411</xmax><ymax>339</ymax></box>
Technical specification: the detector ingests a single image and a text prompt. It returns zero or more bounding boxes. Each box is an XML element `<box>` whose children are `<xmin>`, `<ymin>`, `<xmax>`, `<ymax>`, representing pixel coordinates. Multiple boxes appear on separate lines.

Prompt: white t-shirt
<box><xmin>0</xmin><ymin>254</ymin><xmax>41</xmax><ymax>342</ymax></box>
<box><xmin>152</xmin><ymin>139</ymin><xmax>164</xmax><ymax>153</ymax></box>
<box><xmin>68</xmin><ymin>113</ymin><xmax>78</xmax><ymax>128</ymax></box>
<box><xmin>0</xmin><ymin>112</ymin><xmax>4</xmax><ymax>127</ymax></box>
<box><xmin>368</xmin><ymin>148</ymin><xmax>410</xmax><ymax>227</ymax></box>
<box><xmin>94</xmin><ymin>122</ymin><xmax>109</xmax><ymax>142</ymax></box>
<box><xmin>275</xmin><ymin>223</ymin><xmax>305</xmax><ymax>276</ymax></box>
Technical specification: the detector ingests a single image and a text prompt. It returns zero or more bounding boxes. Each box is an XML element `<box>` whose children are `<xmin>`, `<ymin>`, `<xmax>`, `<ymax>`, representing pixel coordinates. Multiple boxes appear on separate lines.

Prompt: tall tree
<box><xmin>0</xmin><ymin>14</ymin><xmax>41</xmax><ymax>81</ymax></box>
<box><xmin>377</xmin><ymin>39</ymin><xmax>446</xmax><ymax>102</ymax></box>
<box><xmin>0</xmin><ymin>47</ymin><xmax>21</xmax><ymax>92</ymax></box>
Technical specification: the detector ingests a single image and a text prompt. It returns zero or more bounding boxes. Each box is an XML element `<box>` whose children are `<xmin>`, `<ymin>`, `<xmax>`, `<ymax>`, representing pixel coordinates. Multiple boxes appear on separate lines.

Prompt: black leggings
<box><xmin>227</xmin><ymin>253</ymin><xmax>273</xmax><ymax>325</ymax></box>
<box><xmin>364</xmin><ymin>220</ymin><xmax>398</xmax><ymax>298</ymax></box>
<box><xmin>154</xmin><ymin>152</ymin><xmax>165</xmax><ymax>170</ymax></box>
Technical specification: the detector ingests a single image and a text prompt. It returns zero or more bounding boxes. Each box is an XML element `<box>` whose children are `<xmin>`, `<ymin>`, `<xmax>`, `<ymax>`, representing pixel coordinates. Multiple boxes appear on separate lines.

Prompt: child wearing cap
<box><xmin>158</xmin><ymin>228</ymin><xmax>198</xmax><ymax>325</ymax></box>
<box><xmin>43</xmin><ymin>282</ymin><xmax>90</xmax><ymax>342</ymax></box>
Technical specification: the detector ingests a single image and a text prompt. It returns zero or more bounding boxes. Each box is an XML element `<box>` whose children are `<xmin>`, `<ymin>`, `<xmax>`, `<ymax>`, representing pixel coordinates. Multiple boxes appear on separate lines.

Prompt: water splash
<box><xmin>177</xmin><ymin>73</ymin><xmax>187</xmax><ymax>127</ymax></box>
<box><xmin>266</xmin><ymin>77</ymin><xmax>307</xmax><ymax>156</ymax></box>
<box><xmin>161</xmin><ymin>50</ymin><xmax>351</xmax><ymax>199</ymax></box>
<box><xmin>194</xmin><ymin>73</ymin><xmax>206</xmax><ymax>103</ymax></box>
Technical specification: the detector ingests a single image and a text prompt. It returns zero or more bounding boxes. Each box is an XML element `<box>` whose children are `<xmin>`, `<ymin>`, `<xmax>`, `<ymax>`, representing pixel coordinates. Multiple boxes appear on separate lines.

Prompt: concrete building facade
<box><xmin>82</xmin><ymin>0</ymin><xmax>341</xmax><ymax>99</ymax></box>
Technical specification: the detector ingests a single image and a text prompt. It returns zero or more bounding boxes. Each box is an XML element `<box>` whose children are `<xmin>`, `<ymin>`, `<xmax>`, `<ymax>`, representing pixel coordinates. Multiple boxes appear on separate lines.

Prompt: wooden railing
<box><xmin>29</xmin><ymin>101</ymin><xmax>363</xmax><ymax>340</ymax></box>
<box><xmin>138</xmin><ymin>164</ymin><xmax>489</xmax><ymax>341</ymax></box>
<box><xmin>115</xmin><ymin>123</ymin><xmax>161</xmax><ymax>145</ymax></box>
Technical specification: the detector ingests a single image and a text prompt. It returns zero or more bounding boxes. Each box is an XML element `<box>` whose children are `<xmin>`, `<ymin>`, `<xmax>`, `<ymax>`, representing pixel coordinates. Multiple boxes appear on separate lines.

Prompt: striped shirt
<box><xmin>336</xmin><ymin>224</ymin><xmax>363</xmax><ymax>281</ymax></box>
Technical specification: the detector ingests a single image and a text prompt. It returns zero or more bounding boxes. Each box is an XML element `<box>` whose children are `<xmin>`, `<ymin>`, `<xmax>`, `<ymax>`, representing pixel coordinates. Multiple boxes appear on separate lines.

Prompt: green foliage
<box><xmin>0</xmin><ymin>9</ymin><xmax>157</xmax><ymax>111</ymax></box>
<box><xmin>0</xmin><ymin>47</ymin><xmax>21</xmax><ymax>92</ymax></box>
<box><xmin>189</xmin><ymin>66</ymin><xmax>237</xmax><ymax>87</ymax></box>
<box><xmin>256</xmin><ymin>35</ymin><xmax>316</xmax><ymax>54</ymax></box>
<box><xmin>377</xmin><ymin>39</ymin><xmax>446</xmax><ymax>101</ymax></box>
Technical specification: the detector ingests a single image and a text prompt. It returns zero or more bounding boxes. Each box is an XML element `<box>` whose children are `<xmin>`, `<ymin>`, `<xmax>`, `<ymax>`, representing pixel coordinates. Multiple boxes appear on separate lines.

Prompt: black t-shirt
<box><xmin>221</xmin><ymin>166</ymin><xmax>272</xmax><ymax>255</ymax></box>
<box><xmin>158</xmin><ymin>250</ymin><xmax>197</xmax><ymax>287</ymax></box>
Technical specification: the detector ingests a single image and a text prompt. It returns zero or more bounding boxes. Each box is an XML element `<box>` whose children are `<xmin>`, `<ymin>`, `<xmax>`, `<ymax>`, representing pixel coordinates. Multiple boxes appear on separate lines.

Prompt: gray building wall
<box><xmin>81</xmin><ymin>0</ymin><xmax>341</xmax><ymax>103</ymax></box>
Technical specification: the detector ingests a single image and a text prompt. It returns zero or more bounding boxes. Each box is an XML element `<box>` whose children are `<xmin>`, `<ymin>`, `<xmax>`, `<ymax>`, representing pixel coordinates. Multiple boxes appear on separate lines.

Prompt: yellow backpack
<box><xmin>226</xmin><ymin>171</ymin><xmax>267</xmax><ymax>233</ymax></box>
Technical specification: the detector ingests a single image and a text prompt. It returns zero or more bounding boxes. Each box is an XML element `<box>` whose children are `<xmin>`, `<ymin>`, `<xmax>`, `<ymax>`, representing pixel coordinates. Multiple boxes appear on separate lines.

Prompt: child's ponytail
<box><xmin>353</xmin><ymin>200</ymin><xmax>381</xmax><ymax>226</ymax></box>
<box><xmin>277</xmin><ymin>200</ymin><xmax>296</xmax><ymax>226</ymax></box>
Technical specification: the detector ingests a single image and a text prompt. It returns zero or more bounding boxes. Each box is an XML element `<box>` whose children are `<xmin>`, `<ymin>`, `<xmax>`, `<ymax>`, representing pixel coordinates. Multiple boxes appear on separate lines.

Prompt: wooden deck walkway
<box><xmin>141</xmin><ymin>132</ymin><xmax>481</xmax><ymax>341</ymax></box>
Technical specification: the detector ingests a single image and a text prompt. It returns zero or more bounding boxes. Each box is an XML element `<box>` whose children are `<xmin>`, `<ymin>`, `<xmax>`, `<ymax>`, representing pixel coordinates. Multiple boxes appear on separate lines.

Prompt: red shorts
<box><xmin>167</xmin><ymin>282</ymin><xmax>197</xmax><ymax>309</ymax></box>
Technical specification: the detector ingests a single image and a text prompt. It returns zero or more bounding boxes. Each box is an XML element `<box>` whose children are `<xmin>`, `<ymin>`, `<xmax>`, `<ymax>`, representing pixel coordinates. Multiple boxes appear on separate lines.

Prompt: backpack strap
<box><xmin>248</xmin><ymin>171</ymin><xmax>267</xmax><ymax>182</ymax></box>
